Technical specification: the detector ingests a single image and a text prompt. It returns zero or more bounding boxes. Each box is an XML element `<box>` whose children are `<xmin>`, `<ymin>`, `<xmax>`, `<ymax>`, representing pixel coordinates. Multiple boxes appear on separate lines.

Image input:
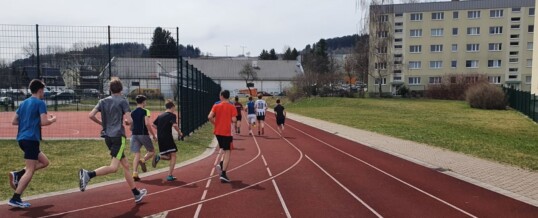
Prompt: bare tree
<box><xmin>238</xmin><ymin>63</ymin><xmax>258</xmax><ymax>96</ymax></box>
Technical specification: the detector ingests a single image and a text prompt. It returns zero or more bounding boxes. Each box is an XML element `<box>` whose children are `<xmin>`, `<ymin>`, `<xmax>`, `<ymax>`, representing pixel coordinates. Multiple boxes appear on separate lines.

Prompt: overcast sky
<box><xmin>0</xmin><ymin>0</ymin><xmax>372</xmax><ymax>57</ymax></box>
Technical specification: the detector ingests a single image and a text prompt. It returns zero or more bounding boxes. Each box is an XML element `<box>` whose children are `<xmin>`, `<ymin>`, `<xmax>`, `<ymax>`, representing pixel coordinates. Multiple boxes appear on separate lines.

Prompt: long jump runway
<box><xmin>1</xmin><ymin>113</ymin><xmax>537</xmax><ymax>217</ymax></box>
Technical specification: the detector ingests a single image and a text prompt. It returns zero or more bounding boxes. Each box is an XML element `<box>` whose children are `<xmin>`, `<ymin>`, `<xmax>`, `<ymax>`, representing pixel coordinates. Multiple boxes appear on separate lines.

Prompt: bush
<box><xmin>426</xmin><ymin>74</ymin><xmax>487</xmax><ymax>100</ymax></box>
<box><xmin>465</xmin><ymin>83</ymin><xmax>507</xmax><ymax>110</ymax></box>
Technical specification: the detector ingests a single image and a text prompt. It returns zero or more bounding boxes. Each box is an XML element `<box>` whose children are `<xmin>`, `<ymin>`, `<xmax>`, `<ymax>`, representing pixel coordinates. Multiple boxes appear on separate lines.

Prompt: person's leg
<box><xmin>94</xmin><ymin>157</ymin><xmax>121</xmax><ymax>176</ymax></box>
<box><xmin>222</xmin><ymin>150</ymin><xmax>231</xmax><ymax>171</ymax></box>
<box><xmin>168</xmin><ymin>152</ymin><xmax>176</xmax><ymax>177</ymax></box>
<box><xmin>132</xmin><ymin>152</ymin><xmax>141</xmax><ymax>173</ymax></box>
<box><xmin>14</xmin><ymin>159</ymin><xmax>37</xmax><ymax>195</ymax></box>
<box><xmin>120</xmin><ymin>157</ymin><xmax>136</xmax><ymax>189</ymax></box>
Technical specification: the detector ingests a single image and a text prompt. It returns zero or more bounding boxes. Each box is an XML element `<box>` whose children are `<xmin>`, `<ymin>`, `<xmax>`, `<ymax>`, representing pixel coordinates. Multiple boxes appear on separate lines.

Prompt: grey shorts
<box><xmin>130</xmin><ymin>135</ymin><xmax>155</xmax><ymax>153</ymax></box>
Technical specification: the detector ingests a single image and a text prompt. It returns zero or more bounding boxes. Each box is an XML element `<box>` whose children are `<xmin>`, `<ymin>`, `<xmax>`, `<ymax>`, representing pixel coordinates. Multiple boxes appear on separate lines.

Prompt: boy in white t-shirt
<box><xmin>254</xmin><ymin>93</ymin><xmax>267</xmax><ymax>135</ymax></box>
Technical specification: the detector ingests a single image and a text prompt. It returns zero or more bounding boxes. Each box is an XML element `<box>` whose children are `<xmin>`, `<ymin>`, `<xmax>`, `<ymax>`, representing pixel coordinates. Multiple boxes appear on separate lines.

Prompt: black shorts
<box><xmin>18</xmin><ymin>140</ymin><xmax>41</xmax><ymax>160</ymax></box>
<box><xmin>276</xmin><ymin>117</ymin><xmax>285</xmax><ymax>125</ymax></box>
<box><xmin>158</xmin><ymin>136</ymin><xmax>178</xmax><ymax>155</ymax></box>
<box><xmin>256</xmin><ymin>115</ymin><xmax>265</xmax><ymax>121</ymax></box>
<box><xmin>105</xmin><ymin>137</ymin><xmax>126</xmax><ymax>159</ymax></box>
<box><xmin>236</xmin><ymin>115</ymin><xmax>242</xmax><ymax>121</ymax></box>
<box><xmin>216</xmin><ymin>135</ymin><xmax>233</xmax><ymax>151</ymax></box>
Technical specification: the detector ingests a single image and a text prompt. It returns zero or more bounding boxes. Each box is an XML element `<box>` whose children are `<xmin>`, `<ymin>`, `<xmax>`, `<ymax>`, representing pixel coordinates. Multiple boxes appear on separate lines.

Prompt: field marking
<box><xmin>287</xmin><ymin>123</ymin><xmax>478</xmax><ymax>218</ymax></box>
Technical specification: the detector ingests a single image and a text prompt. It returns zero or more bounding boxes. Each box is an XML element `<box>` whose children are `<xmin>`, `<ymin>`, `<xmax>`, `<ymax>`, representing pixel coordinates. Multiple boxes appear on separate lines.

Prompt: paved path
<box><xmin>284</xmin><ymin>111</ymin><xmax>538</xmax><ymax>207</ymax></box>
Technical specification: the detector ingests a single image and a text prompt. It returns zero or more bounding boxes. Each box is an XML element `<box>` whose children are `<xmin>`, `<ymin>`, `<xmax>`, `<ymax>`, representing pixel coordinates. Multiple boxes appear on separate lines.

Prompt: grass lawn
<box><xmin>285</xmin><ymin>97</ymin><xmax>538</xmax><ymax>171</ymax></box>
<box><xmin>0</xmin><ymin>123</ymin><xmax>214</xmax><ymax>200</ymax></box>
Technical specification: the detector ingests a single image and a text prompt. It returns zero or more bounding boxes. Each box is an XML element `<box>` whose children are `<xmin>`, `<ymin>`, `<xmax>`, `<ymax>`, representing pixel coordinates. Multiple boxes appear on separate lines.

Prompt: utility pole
<box><xmin>224</xmin><ymin>45</ymin><xmax>229</xmax><ymax>57</ymax></box>
<box><xmin>240</xmin><ymin>45</ymin><xmax>247</xmax><ymax>57</ymax></box>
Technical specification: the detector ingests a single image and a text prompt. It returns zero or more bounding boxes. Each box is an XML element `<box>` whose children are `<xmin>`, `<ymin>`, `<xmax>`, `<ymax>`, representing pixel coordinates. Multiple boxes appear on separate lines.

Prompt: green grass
<box><xmin>285</xmin><ymin>97</ymin><xmax>538</xmax><ymax>171</ymax></box>
<box><xmin>0</xmin><ymin>123</ymin><xmax>214</xmax><ymax>200</ymax></box>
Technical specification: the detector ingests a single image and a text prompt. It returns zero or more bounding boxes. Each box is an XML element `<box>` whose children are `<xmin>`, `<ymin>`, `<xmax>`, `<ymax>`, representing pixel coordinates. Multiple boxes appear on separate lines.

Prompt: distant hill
<box><xmin>303</xmin><ymin>34</ymin><xmax>367</xmax><ymax>54</ymax></box>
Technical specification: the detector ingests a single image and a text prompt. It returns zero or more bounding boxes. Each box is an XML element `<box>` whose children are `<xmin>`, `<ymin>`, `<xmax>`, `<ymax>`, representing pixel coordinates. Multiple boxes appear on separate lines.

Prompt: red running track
<box><xmin>1</xmin><ymin>113</ymin><xmax>537</xmax><ymax>217</ymax></box>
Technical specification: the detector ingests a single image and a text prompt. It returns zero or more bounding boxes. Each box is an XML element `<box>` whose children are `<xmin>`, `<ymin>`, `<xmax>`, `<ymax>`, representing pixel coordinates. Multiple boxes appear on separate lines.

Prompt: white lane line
<box><xmin>305</xmin><ymin>155</ymin><xmax>382</xmax><ymax>218</ymax></box>
<box><xmin>261</xmin><ymin>155</ymin><xmax>268</xmax><ymax>167</ymax></box>
<box><xmin>288</xmin><ymin>124</ymin><xmax>478</xmax><ymax>218</ymax></box>
<box><xmin>41</xmin><ymin>138</ymin><xmax>264</xmax><ymax>218</ymax></box>
<box><xmin>194</xmin><ymin>152</ymin><xmax>222</xmax><ymax>218</ymax></box>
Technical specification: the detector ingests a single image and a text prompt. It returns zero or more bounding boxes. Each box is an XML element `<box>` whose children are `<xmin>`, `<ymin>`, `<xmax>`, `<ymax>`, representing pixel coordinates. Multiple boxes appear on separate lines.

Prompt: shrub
<box><xmin>426</xmin><ymin>74</ymin><xmax>488</xmax><ymax>100</ymax></box>
<box><xmin>465</xmin><ymin>82</ymin><xmax>507</xmax><ymax>110</ymax></box>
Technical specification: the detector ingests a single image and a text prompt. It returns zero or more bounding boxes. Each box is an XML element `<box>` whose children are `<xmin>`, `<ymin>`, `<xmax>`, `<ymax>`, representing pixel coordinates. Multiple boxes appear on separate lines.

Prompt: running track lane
<box><xmin>1</xmin><ymin>113</ymin><xmax>537</xmax><ymax>217</ymax></box>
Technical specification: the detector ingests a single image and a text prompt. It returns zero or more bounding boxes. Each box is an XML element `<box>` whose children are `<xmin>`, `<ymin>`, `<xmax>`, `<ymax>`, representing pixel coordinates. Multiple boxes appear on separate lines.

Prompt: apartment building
<box><xmin>368</xmin><ymin>0</ymin><xmax>535</xmax><ymax>94</ymax></box>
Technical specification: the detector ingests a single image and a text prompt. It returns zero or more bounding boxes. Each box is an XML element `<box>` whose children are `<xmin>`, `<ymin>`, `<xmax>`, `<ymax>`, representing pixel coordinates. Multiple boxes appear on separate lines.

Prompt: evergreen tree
<box><xmin>291</xmin><ymin>48</ymin><xmax>299</xmax><ymax>60</ymax></box>
<box><xmin>149</xmin><ymin>27</ymin><xmax>178</xmax><ymax>58</ymax></box>
<box><xmin>283</xmin><ymin>48</ymin><xmax>292</xmax><ymax>60</ymax></box>
<box><xmin>269</xmin><ymin>49</ymin><xmax>278</xmax><ymax>60</ymax></box>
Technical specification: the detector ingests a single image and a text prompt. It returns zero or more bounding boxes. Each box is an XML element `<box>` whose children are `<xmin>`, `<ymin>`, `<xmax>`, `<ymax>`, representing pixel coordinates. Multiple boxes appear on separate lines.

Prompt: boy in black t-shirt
<box><xmin>152</xmin><ymin>100</ymin><xmax>183</xmax><ymax>181</ymax></box>
<box><xmin>273</xmin><ymin>99</ymin><xmax>286</xmax><ymax>135</ymax></box>
<box><xmin>129</xmin><ymin>95</ymin><xmax>157</xmax><ymax>181</ymax></box>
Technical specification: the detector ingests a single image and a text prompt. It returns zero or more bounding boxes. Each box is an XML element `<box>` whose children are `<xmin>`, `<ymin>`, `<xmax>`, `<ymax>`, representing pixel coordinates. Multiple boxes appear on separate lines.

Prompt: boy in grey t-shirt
<box><xmin>79</xmin><ymin>79</ymin><xmax>147</xmax><ymax>203</ymax></box>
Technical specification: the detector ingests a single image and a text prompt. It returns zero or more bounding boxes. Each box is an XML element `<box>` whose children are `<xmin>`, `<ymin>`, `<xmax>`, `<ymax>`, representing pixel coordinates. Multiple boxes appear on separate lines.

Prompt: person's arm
<box><xmin>12</xmin><ymin>114</ymin><xmax>19</xmax><ymax>126</ymax></box>
<box><xmin>146</xmin><ymin>116</ymin><xmax>156</xmax><ymax>140</ymax></box>
<box><xmin>124</xmin><ymin>112</ymin><xmax>132</xmax><ymax>126</ymax></box>
<box><xmin>88</xmin><ymin>108</ymin><xmax>101</xmax><ymax>125</ymax></box>
<box><xmin>208</xmin><ymin>111</ymin><xmax>216</xmax><ymax>124</ymax></box>
<box><xmin>41</xmin><ymin>113</ymin><xmax>56</xmax><ymax>126</ymax></box>
<box><xmin>173</xmin><ymin>123</ymin><xmax>182</xmax><ymax>137</ymax></box>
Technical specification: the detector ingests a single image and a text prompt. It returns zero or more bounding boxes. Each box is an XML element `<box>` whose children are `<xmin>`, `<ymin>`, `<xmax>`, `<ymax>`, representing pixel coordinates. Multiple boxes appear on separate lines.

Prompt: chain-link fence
<box><xmin>503</xmin><ymin>87</ymin><xmax>538</xmax><ymax>123</ymax></box>
<box><xmin>0</xmin><ymin>24</ymin><xmax>220</xmax><ymax>139</ymax></box>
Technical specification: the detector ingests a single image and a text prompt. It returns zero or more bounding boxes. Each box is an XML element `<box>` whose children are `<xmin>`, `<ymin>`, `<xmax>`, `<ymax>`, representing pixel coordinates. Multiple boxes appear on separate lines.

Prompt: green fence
<box><xmin>0</xmin><ymin>24</ymin><xmax>220</xmax><ymax>139</ymax></box>
<box><xmin>503</xmin><ymin>87</ymin><xmax>538</xmax><ymax>122</ymax></box>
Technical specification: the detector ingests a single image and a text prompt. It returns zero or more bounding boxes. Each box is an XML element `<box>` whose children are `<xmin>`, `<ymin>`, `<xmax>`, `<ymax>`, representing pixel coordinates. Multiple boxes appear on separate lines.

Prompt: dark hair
<box><xmin>109</xmin><ymin>79</ymin><xmax>123</xmax><ymax>94</ymax></box>
<box><xmin>248</xmin><ymin>96</ymin><xmax>253</xmax><ymax>101</ymax></box>
<box><xmin>276</xmin><ymin>99</ymin><xmax>281</xmax><ymax>104</ymax></box>
<box><xmin>257</xmin><ymin>93</ymin><xmax>263</xmax><ymax>99</ymax></box>
<box><xmin>165</xmin><ymin>99</ymin><xmax>175</xmax><ymax>109</ymax></box>
<box><xmin>135</xmin><ymin>95</ymin><xmax>147</xmax><ymax>104</ymax></box>
<box><xmin>220</xmin><ymin>90</ymin><xmax>230</xmax><ymax>99</ymax></box>
<box><xmin>29</xmin><ymin>79</ymin><xmax>45</xmax><ymax>94</ymax></box>
<box><xmin>235</xmin><ymin>96</ymin><xmax>239</xmax><ymax>102</ymax></box>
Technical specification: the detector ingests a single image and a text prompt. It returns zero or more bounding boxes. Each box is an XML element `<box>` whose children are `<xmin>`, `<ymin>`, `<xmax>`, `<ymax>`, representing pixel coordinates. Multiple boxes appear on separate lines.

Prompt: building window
<box><xmin>395</xmin><ymin>29</ymin><xmax>403</xmax><ymax>33</ymax></box>
<box><xmin>530</xmin><ymin>8</ymin><xmax>535</xmax><ymax>16</ymax></box>
<box><xmin>468</xmin><ymin>11</ymin><xmax>481</xmax><ymax>19</ymax></box>
<box><xmin>488</xmin><ymin>76</ymin><xmax>501</xmax><ymax>84</ymax></box>
<box><xmin>512</xmin><ymin>17</ymin><xmax>521</xmax><ymax>22</ymax></box>
<box><xmin>488</xmin><ymin>43</ymin><xmax>502</xmax><ymax>51</ymax></box>
<box><xmin>489</xmin><ymin>26</ymin><xmax>503</xmax><ymax>34</ymax></box>
<box><xmin>131</xmin><ymin>81</ymin><xmax>140</xmax><ymax>86</ymax></box>
<box><xmin>510</xmin><ymin>51</ymin><xmax>519</xmax><ymax>56</ymax></box>
<box><xmin>394</xmin><ymin>54</ymin><xmax>403</xmax><ymax>58</ymax></box>
<box><xmin>410</xmin><ymin>45</ymin><xmax>422</xmax><ymax>53</ymax></box>
<box><xmin>528</xmin><ymin>42</ymin><xmax>534</xmax><ymax>50</ymax></box>
<box><xmin>411</xmin><ymin>13</ymin><xmax>423</xmax><ymax>21</ymax></box>
<box><xmin>375</xmin><ymin>78</ymin><xmax>387</xmax><ymax>85</ymax></box>
<box><xmin>453</xmin><ymin>11</ymin><xmax>459</xmax><ymax>19</ymax></box>
<box><xmin>408</xmin><ymin>77</ymin><xmax>421</xmax><ymax>85</ymax></box>
<box><xmin>467</xmin><ymin>27</ymin><xmax>480</xmax><ymax>35</ymax></box>
<box><xmin>510</xmin><ymin>34</ymin><xmax>520</xmax><ymax>39</ymax></box>
<box><xmin>395</xmin><ymin>13</ymin><xmax>403</xmax><ymax>17</ymax></box>
<box><xmin>466</xmin><ymin>60</ymin><xmax>479</xmax><ymax>68</ymax></box>
<box><xmin>508</xmin><ymin>75</ymin><xmax>518</xmax><ymax>79</ymax></box>
<box><xmin>432</xmin><ymin>12</ymin><xmax>444</xmax><ymax>20</ymax></box>
<box><xmin>395</xmin><ymin>45</ymin><xmax>403</xmax><ymax>49</ymax></box>
<box><xmin>410</xmin><ymin>29</ymin><xmax>423</xmax><ymax>37</ymax></box>
<box><xmin>379</xmin><ymin>15</ymin><xmax>389</xmax><ymax>22</ymax></box>
<box><xmin>466</xmin><ymin>44</ymin><xmax>480</xmax><ymax>52</ymax></box>
<box><xmin>529</xmin><ymin>25</ymin><xmax>534</xmax><ymax>33</ymax></box>
<box><xmin>513</xmin><ymin>8</ymin><xmax>521</xmax><ymax>12</ymax></box>
<box><xmin>488</xmin><ymin>60</ymin><xmax>502</xmax><ymax>68</ymax></box>
<box><xmin>490</xmin><ymin>9</ymin><xmax>503</xmax><ymax>18</ymax></box>
<box><xmin>527</xmin><ymin>59</ymin><xmax>533</xmax><ymax>67</ymax></box>
<box><xmin>395</xmin><ymin>38</ymin><xmax>403</xmax><ymax>42</ymax></box>
<box><xmin>510</xmin><ymin>41</ymin><xmax>519</xmax><ymax>46</ymax></box>
<box><xmin>430</xmin><ymin>61</ymin><xmax>442</xmax><ymax>69</ymax></box>
<box><xmin>430</xmin><ymin>44</ymin><xmax>443</xmax><ymax>52</ymax></box>
<box><xmin>409</xmin><ymin>61</ymin><xmax>422</xmax><ymax>69</ymax></box>
<box><xmin>375</xmin><ymin>62</ymin><xmax>387</xmax><ymax>69</ymax></box>
<box><xmin>394</xmin><ymin>60</ymin><xmax>402</xmax><ymax>65</ymax></box>
<box><xmin>452</xmin><ymin>28</ymin><xmax>458</xmax><ymax>35</ymax></box>
<box><xmin>509</xmin><ymin>68</ymin><xmax>518</xmax><ymax>73</ymax></box>
<box><xmin>511</xmin><ymin>24</ymin><xmax>520</xmax><ymax>29</ymax></box>
<box><xmin>377</xmin><ymin>47</ymin><xmax>388</xmax><ymax>54</ymax></box>
<box><xmin>452</xmin><ymin>44</ymin><xmax>458</xmax><ymax>52</ymax></box>
<box><xmin>431</xmin><ymin>28</ymin><xmax>444</xmax><ymax>36</ymax></box>
<box><xmin>451</xmin><ymin>60</ymin><xmax>457</xmax><ymax>68</ymax></box>
<box><xmin>377</xmin><ymin>31</ymin><xmax>388</xmax><ymax>38</ymax></box>
<box><xmin>395</xmin><ymin>22</ymin><xmax>403</xmax><ymax>27</ymax></box>
<box><xmin>429</xmin><ymin>77</ymin><xmax>442</xmax><ymax>84</ymax></box>
<box><xmin>526</xmin><ymin>76</ymin><xmax>532</xmax><ymax>84</ymax></box>
<box><xmin>509</xmin><ymin>58</ymin><xmax>519</xmax><ymax>63</ymax></box>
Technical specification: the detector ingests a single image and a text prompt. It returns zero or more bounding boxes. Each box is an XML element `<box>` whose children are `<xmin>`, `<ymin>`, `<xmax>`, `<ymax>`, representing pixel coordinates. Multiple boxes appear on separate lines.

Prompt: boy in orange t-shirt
<box><xmin>208</xmin><ymin>90</ymin><xmax>237</xmax><ymax>183</ymax></box>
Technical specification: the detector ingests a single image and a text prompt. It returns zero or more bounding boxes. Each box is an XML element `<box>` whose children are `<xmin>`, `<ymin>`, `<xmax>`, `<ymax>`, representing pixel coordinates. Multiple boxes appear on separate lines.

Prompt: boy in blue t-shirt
<box><xmin>244</xmin><ymin>96</ymin><xmax>256</xmax><ymax>135</ymax></box>
<box><xmin>9</xmin><ymin>79</ymin><xmax>57</xmax><ymax>208</ymax></box>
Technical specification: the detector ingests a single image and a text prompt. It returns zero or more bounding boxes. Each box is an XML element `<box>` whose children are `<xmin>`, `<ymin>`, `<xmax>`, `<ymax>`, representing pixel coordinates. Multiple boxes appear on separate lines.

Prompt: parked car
<box><xmin>257</xmin><ymin>91</ymin><xmax>273</xmax><ymax>96</ymax></box>
<box><xmin>51</xmin><ymin>92</ymin><xmax>75</xmax><ymax>100</ymax></box>
<box><xmin>0</xmin><ymin>97</ymin><xmax>13</xmax><ymax>106</ymax></box>
<box><xmin>82</xmin><ymin>88</ymin><xmax>99</xmax><ymax>97</ymax></box>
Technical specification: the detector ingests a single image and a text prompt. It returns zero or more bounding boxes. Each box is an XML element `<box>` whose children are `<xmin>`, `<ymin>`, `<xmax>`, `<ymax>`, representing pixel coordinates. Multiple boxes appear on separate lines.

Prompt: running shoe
<box><xmin>8</xmin><ymin>170</ymin><xmax>23</xmax><ymax>190</ymax></box>
<box><xmin>79</xmin><ymin>169</ymin><xmax>90</xmax><ymax>192</ymax></box>
<box><xmin>134</xmin><ymin>188</ymin><xmax>147</xmax><ymax>203</ymax></box>
<box><xmin>139</xmin><ymin>160</ymin><xmax>147</xmax><ymax>172</ymax></box>
<box><xmin>152</xmin><ymin>154</ymin><xmax>160</xmax><ymax>168</ymax></box>
<box><xmin>8</xmin><ymin>199</ymin><xmax>31</xmax><ymax>208</ymax></box>
<box><xmin>215</xmin><ymin>161</ymin><xmax>223</xmax><ymax>174</ymax></box>
<box><xmin>133</xmin><ymin>172</ymin><xmax>141</xmax><ymax>182</ymax></box>
<box><xmin>220</xmin><ymin>174</ymin><xmax>231</xmax><ymax>183</ymax></box>
<box><xmin>166</xmin><ymin>175</ymin><xmax>177</xmax><ymax>181</ymax></box>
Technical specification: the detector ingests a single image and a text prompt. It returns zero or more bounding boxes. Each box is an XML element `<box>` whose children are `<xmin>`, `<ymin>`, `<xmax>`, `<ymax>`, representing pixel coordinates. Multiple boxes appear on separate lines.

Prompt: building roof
<box><xmin>375</xmin><ymin>0</ymin><xmax>534</xmax><ymax>13</ymax></box>
<box><xmin>104</xmin><ymin>57</ymin><xmax>303</xmax><ymax>81</ymax></box>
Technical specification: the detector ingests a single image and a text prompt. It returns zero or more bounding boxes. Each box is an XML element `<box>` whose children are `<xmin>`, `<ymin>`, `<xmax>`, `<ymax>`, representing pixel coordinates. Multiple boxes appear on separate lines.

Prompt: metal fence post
<box><xmin>108</xmin><ymin>25</ymin><xmax>112</xmax><ymax>83</ymax></box>
<box><xmin>36</xmin><ymin>24</ymin><xmax>41</xmax><ymax>78</ymax></box>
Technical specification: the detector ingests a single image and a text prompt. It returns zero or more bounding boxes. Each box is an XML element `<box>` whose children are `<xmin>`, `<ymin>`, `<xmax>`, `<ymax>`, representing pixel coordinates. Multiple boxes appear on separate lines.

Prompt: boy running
<box><xmin>244</xmin><ymin>96</ymin><xmax>256</xmax><ymax>135</ymax></box>
<box><xmin>274</xmin><ymin>99</ymin><xmax>286</xmax><ymax>135</ymax></box>
<box><xmin>81</xmin><ymin>79</ymin><xmax>147</xmax><ymax>203</ymax></box>
<box><xmin>130</xmin><ymin>95</ymin><xmax>157</xmax><ymax>181</ymax></box>
<box><xmin>8</xmin><ymin>79</ymin><xmax>56</xmax><ymax>208</ymax></box>
<box><xmin>233</xmin><ymin>96</ymin><xmax>243</xmax><ymax>134</ymax></box>
<box><xmin>254</xmin><ymin>93</ymin><xmax>267</xmax><ymax>135</ymax></box>
<box><xmin>152</xmin><ymin>100</ymin><xmax>183</xmax><ymax>181</ymax></box>
<box><xmin>208</xmin><ymin>90</ymin><xmax>237</xmax><ymax>183</ymax></box>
